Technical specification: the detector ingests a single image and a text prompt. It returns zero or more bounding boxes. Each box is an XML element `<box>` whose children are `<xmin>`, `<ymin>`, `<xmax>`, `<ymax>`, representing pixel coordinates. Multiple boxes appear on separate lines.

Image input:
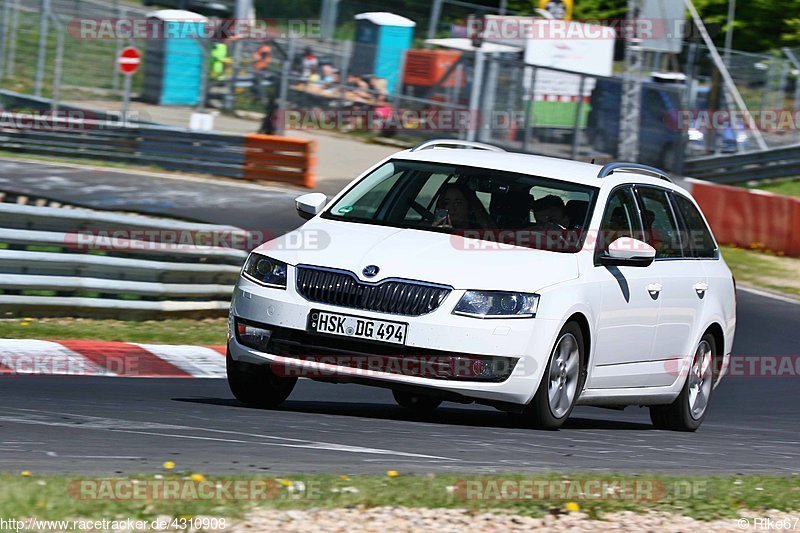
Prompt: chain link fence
<box><xmin>3</xmin><ymin>0</ymin><xmax>800</xmax><ymax>168</ymax></box>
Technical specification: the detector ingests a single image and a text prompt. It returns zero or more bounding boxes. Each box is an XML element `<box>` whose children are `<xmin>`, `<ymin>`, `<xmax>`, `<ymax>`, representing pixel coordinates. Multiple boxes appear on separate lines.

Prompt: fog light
<box><xmin>235</xmin><ymin>319</ymin><xmax>272</xmax><ymax>351</ymax></box>
<box><xmin>450</xmin><ymin>355</ymin><xmax>517</xmax><ymax>381</ymax></box>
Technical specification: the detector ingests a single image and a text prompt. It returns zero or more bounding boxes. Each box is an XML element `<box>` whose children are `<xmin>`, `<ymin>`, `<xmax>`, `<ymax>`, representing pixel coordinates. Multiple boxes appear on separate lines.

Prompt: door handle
<box><xmin>646</xmin><ymin>283</ymin><xmax>663</xmax><ymax>298</ymax></box>
<box><xmin>693</xmin><ymin>282</ymin><xmax>709</xmax><ymax>297</ymax></box>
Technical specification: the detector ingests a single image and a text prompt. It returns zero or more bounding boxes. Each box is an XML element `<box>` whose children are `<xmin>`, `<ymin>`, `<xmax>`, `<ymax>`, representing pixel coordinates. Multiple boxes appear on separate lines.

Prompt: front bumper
<box><xmin>228</xmin><ymin>274</ymin><xmax>564</xmax><ymax>405</ymax></box>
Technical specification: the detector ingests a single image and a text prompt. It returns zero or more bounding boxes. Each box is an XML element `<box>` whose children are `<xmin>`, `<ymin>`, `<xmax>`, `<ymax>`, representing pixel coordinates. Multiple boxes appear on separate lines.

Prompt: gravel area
<box><xmin>225</xmin><ymin>507</ymin><xmax>800</xmax><ymax>532</ymax></box>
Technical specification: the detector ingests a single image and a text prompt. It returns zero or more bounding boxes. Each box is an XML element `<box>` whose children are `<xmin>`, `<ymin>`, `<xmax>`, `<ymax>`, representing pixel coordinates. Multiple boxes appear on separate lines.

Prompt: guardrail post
<box><xmin>34</xmin><ymin>0</ymin><xmax>51</xmax><ymax>97</ymax></box>
<box><xmin>50</xmin><ymin>13</ymin><xmax>64</xmax><ymax>111</ymax></box>
<box><xmin>522</xmin><ymin>66</ymin><xmax>537</xmax><ymax>153</ymax></box>
<box><xmin>570</xmin><ymin>75</ymin><xmax>586</xmax><ymax>161</ymax></box>
<box><xmin>276</xmin><ymin>38</ymin><xmax>297</xmax><ymax>136</ymax></box>
<box><xmin>0</xmin><ymin>0</ymin><xmax>9</xmax><ymax>79</ymax></box>
<box><xmin>6</xmin><ymin>0</ymin><xmax>20</xmax><ymax>78</ymax></box>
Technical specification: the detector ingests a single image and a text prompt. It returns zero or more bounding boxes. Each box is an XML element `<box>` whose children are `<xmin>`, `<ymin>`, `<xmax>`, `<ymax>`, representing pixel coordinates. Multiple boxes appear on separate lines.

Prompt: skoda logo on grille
<box><xmin>362</xmin><ymin>265</ymin><xmax>380</xmax><ymax>278</ymax></box>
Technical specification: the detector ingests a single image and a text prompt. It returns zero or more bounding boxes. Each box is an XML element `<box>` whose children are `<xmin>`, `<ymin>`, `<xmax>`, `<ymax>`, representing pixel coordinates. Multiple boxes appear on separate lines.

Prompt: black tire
<box><xmin>392</xmin><ymin>390</ymin><xmax>442</xmax><ymax>412</ymax></box>
<box><xmin>649</xmin><ymin>333</ymin><xmax>716</xmax><ymax>432</ymax></box>
<box><xmin>226</xmin><ymin>351</ymin><xmax>296</xmax><ymax>409</ymax></box>
<box><xmin>511</xmin><ymin>321</ymin><xmax>586</xmax><ymax>430</ymax></box>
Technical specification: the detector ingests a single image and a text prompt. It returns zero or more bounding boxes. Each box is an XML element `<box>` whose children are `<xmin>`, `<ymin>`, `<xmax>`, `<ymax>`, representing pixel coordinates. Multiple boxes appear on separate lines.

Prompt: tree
<box><xmin>508</xmin><ymin>0</ymin><xmax>800</xmax><ymax>52</ymax></box>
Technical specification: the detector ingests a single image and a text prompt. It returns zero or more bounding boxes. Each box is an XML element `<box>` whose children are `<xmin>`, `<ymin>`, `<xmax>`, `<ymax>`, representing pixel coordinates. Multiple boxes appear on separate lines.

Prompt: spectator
<box><xmin>210</xmin><ymin>40</ymin><xmax>228</xmax><ymax>81</ymax></box>
<box><xmin>251</xmin><ymin>40</ymin><xmax>272</xmax><ymax>101</ymax></box>
<box><xmin>301</xmin><ymin>47</ymin><xmax>319</xmax><ymax>80</ymax></box>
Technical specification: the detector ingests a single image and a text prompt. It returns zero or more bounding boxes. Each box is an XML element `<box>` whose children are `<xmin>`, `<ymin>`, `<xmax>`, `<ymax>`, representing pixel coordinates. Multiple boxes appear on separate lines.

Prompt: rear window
<box><xmin>671</xmin><ymin>193</ymin><xmax>718</xmax><ymax>258</ymax></box>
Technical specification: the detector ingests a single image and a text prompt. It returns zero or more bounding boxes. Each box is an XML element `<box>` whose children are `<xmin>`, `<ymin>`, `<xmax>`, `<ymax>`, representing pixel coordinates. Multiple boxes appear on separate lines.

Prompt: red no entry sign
<box><xmin>117</xmin><ymin>46</ymin><xmax>141</xmax><ymax>75</ymax></box>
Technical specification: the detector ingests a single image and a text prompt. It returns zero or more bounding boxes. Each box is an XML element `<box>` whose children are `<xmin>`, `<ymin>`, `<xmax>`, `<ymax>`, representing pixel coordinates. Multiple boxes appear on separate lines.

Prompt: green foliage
<box><xmin>508</xmin><ymin>0</ymin><xmax>800</xmax><ymax>52</ymax></box>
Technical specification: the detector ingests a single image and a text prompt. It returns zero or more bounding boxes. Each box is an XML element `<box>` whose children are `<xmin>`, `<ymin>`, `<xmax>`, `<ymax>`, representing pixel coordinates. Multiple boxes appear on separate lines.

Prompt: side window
<box><xmin>672</xmin><ymin>194</ymin><xmax>717</xmax><ymax>258</ymax></box>
<box><xmin>598</xmin><ymin>187</ymin><xmax>642</xmax><ymax>252</ymax></box>
<box><xmin>636</xmin><ymin>187</ymin><xmax>684</xmax><ymax>259</ymax></box>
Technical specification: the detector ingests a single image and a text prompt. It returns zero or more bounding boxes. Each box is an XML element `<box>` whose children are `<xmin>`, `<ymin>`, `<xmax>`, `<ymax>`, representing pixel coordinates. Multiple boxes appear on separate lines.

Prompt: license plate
<box><xmin>308</xmin><ymin>310</ymin><xmax>408</xmax><ymax>345</ymax></box>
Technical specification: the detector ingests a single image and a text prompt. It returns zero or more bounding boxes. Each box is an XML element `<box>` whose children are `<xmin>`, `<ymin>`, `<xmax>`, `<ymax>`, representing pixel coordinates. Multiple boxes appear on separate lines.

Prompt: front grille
<box><xmin>295</xmin><ymin>266</ymin><xmax>451</xmax><ymax>316</ymax></box>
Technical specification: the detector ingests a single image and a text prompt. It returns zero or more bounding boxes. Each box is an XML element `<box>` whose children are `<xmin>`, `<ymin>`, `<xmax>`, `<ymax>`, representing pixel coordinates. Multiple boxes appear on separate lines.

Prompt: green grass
<box><xmin>0</xmin><ymin>317</ymin><xmax>227</xmax><ymax>345</ymax></box>
<box><xmin>750</xmin><ymin>179</ymin><xmax>800</xmax><ymax>198</ymax></box>
<box><xmin>0</xmin><ymin>151</ymin><xmax>207</xmax><ymax>176</ymax></box>
<box><xmin>720</xmin><ymin>245</ymin><xmax>800</xmax><ymax>298</ymax></box>
<box><xmin>5</xmin><ymin>11</ymin><xmax>142</xmax><ymax>100</ymax></box>
<box><xmin>0</xmin><ymin>473</ymin><xmax>797</xmax><ymax>523</ymax></box>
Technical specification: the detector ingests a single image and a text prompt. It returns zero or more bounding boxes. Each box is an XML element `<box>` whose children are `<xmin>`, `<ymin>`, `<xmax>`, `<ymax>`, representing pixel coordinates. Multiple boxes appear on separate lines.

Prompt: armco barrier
<box><xmin>684</xmin><ymin>143</ymin><xmax>800</xmax><ymax>184</ymax></box>
<box><xmin>243</xmin><ymin>134</ymin><xmax>316</xmax><ymax>188</ymax></box>
<box><xmin>687</xmin><ymin>178</ymin><xmax>800</xmax><ymax>257</ymax></box>
<box><xmin>0</xmin><ymin>202</ymin><xmax>249</xmax><ymax>318</ymax></box>
<box><xmin>0</xmin><ymin>115</ymin><xmax>315</xmax><ymax>188</ymax></box>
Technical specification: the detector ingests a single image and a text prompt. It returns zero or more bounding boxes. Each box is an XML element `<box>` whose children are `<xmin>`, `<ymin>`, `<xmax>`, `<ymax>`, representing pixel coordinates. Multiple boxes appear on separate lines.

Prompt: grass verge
<box><xmin>720</xmin><ymin>245</ymin><xmax>800</xmax><ymax>298</ymax></box>
<box><xmin>0</xmin><ymin>150</ymin><xmax>185</xmax><ymax>175</ymax></box>
<box><xmin>749</xmin><ymin>179</ymin><xmax>800</xmax><ymax>198</ymax></box>
<box><xmin>0</xmin><ymin>317</ymin><xmax>227</xmax><ymax>345</ymax></box>
<box><xmin>0</xmin><ymin>473</ymin><xmax>798</xmax><ymax>523</ymax></box>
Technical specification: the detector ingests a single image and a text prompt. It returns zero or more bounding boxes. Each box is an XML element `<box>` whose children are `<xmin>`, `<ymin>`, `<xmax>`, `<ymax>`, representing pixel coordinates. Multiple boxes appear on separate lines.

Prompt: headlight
<box><xmin>242</xmin><ymin>253</ymin><xmax>287</xmax><ymax>288</ymax></box>
<box><xmin>453</xmin><ymin>291</ymin><xmax>539</xmax><ymax>318</ymax></box>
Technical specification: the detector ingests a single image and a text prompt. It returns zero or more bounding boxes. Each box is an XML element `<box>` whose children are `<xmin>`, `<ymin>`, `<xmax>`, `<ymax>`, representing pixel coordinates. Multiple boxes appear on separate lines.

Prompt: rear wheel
<box><xmin>649</xmin><ymin>333</ymin><xmax>716</xmax><ymax>431</ymax></box>
<box><xmin>226</xmin><ymin>351</ymin><xmax>296</xmax><ymax>409</ymax></box>
<box><xmin>392</xmin><ymin>390</ymin><xmax>442</xmax><ymax>412</ymax></box>
<box><xmin>511</xmin><ymin>321</ymin><xmax>585</xmax><ymax>430</ymax></box>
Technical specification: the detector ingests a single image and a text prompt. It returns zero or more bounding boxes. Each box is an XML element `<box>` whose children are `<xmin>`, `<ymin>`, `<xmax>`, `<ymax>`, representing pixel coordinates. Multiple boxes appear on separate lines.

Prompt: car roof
<box><xmin>392</xmin><ymin>148</ymin><xmax>680</xmax><ymax>191</ymax></box>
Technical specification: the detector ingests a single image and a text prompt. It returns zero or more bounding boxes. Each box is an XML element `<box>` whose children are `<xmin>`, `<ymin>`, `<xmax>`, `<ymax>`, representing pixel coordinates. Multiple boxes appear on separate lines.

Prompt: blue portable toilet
<box><xmin>142</xmin><ymin>10</ymin><xmax>207</xmax><ymax>106</ymax></box>
<box><xmin>351</xmin><ymin>12</ymin><xmax>415</xmax><ymax>95</ymax></box>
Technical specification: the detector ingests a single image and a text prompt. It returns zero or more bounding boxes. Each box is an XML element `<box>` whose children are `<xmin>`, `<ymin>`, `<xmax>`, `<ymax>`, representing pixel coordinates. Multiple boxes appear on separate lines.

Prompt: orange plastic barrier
<box><xmin>243</xmin><ymin>134</ymin><xmax>316</xmax><ymax>188</ymax></box>
<box><xmin>691</xmin><ymin>181</ymin><xmax>800</xmax><ymax>256</ymax></box>
<box><xmin>403</xmin><ymin>49</ymin><xmax>465</xmax><ymax>88</ymax></box>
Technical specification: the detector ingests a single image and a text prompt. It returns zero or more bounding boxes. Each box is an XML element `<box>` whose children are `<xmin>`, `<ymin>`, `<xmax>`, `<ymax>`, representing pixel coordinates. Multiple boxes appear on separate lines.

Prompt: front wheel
<box><xmin>511</xmin><ymin>322</ymin><xmax>585</xmax><ymax>430</ymax></box>
<box><xmin>226</xmin><ymin>351</ymin><xmax>296</xmax><ymax>409</ymax></box>
<box><xmin>649</xmin><ymin>333</ymin><xmax>716</xmax><ymax>431</ymax></box>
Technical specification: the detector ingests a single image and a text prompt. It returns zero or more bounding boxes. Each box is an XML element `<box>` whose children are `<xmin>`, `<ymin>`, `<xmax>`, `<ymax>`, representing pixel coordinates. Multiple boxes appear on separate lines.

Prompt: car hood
<box><xmin>254</xmin><ymin>218</ymin><xmax>580</xmax><ymax>292</ymax></box>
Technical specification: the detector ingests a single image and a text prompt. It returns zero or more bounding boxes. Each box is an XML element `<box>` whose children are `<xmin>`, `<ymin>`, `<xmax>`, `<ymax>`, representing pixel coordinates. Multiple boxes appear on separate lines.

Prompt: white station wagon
<box><xmin>227</xmin><ymin>140</ymin><xmax>736</xmax><ymax>431</ymax></box>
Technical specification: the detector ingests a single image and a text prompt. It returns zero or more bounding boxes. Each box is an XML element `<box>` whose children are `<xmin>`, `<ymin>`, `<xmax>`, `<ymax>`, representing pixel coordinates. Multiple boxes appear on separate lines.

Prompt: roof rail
<box><xmin>598</xmin><ymin>162</ymin><xmax>672</xmax><ymax>183</ymax></box>
<box><xmin>410</xmin><ymin>139</ymin><xmax>506</xmax><ymax>153</ymax></box>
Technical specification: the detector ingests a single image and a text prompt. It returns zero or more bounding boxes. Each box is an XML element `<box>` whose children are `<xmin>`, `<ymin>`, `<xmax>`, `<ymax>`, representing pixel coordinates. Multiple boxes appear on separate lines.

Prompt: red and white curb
<box><xmin>0</xmin><ymin>339</ymin><xmax>227</xmax><ymax>378</ymax></box>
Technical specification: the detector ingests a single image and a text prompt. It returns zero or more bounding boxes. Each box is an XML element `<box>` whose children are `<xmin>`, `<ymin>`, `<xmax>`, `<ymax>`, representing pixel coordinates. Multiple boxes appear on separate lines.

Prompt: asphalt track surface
<box><xmin>0</xmin><ymin>288</ymin><xmax>799</xmax><ymax>475</ymax></box>
<box><xmin>0</xmin><ymin>158</ymin><xmax>799</xmax><ymax>474</ymax></box>
<box><xmin>0</xmin><ymin>158</ymin><xmax>314</xmax><ymax>235</ymax></box>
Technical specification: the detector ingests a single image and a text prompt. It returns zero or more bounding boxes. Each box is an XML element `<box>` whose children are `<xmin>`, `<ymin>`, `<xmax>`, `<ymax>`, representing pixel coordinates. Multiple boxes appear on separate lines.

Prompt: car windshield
<box><xmin>324</xmin><ymin>160</ymin><xmax>598</xmax><ymax>253</ymax></box>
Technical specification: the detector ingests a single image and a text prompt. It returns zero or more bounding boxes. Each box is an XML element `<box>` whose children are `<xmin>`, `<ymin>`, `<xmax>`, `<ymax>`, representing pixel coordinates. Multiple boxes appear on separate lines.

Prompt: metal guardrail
<box><xmin>0</xmin><ymin>113</ymin><xmax>317</xmax><ymax>187</ymax></box>
<box><xmin>0</xmin><ymin>202</ymin><xmax>249</xmax><ymax>318</ymax></box>
<box><xmin>0</xmin><ymin>117</ymin><xmax>247</xmax><ymax>179</ymax></box>
<box><xmin>684</xmin><ymin>143</ymin><xmax>800</xmax><ymax>183</ymax></box>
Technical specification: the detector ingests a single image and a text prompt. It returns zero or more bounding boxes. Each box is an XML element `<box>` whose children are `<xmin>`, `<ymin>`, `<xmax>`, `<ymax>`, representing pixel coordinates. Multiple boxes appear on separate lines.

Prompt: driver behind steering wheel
<box><xmin>532</xmin><ymin>195</ymin><xmax>571</xmax><ymax>230</ymax></box>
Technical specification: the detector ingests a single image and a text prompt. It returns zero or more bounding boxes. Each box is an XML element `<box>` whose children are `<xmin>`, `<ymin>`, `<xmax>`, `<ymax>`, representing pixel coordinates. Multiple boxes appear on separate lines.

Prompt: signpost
<box><xmin>117</xmin><ymin>46</ymin><xmax>141</xmax><ymax>123</ymax></box>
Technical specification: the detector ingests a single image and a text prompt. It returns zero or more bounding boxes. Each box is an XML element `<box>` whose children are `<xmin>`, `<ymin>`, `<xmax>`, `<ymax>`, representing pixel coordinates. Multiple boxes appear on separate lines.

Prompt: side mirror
<box><xmin>295</xmin><ymin>193</ymin><xmax>327</xmax><ymax>220</ymax></box>
<box><xmin>598</xmin><ymin>237</ymin><xmax>656</xmax><ymax>267</ymax></box>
